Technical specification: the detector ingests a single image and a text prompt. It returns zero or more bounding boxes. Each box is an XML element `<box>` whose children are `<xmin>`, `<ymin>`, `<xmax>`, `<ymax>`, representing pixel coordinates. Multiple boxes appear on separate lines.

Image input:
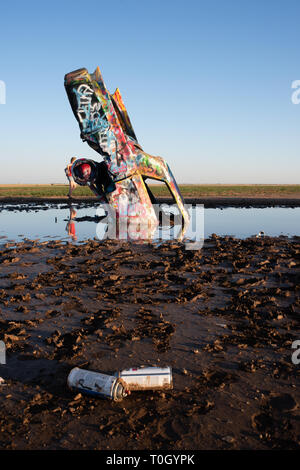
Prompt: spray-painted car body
<box><xmin>64</xmin><ymin>67</ymin><xmax>189</xmax><ymax>229</ymax></box>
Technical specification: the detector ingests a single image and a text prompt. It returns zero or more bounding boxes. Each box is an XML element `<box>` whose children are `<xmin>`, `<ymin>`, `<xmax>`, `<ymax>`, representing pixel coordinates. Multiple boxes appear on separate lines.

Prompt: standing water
<box><xmin>0</xmin><ymin>203</ymin><xmax>299</xmax><ymax>243</ymax></box>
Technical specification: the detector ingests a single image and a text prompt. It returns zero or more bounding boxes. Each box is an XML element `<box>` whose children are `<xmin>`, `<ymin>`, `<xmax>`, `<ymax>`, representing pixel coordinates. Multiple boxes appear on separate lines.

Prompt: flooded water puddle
<box><xmin>0</xmin><ymin>203</ymin><xmax>299</xmax><ymax>243</ymax></box>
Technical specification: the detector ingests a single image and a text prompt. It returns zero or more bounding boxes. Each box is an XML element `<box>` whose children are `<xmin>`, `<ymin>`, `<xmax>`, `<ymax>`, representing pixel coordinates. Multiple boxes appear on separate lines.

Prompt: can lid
<box><xmin>115</xmin><ymin>382</ymin><xmax>126</xmax><ymax>399</ymax></box>
<box><xmin>113</xmin><ymin>379</ymin><xmax>131</xmax><ymax>401</ymax></box>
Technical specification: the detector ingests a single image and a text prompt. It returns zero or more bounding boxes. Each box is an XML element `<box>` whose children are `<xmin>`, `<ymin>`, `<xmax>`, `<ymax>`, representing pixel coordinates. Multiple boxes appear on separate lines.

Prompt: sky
<box><xmin>0</xmin><ymin>0</ymin><xmax>299</xmax><ymax>184</ymax></box>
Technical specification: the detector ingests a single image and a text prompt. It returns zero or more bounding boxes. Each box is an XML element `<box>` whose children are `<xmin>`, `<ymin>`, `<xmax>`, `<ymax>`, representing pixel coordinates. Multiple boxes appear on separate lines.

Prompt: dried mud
<box><xmin>0</xmin><ymin>235</ymin><xmax>299</xmax><ymax>450</ymax></box>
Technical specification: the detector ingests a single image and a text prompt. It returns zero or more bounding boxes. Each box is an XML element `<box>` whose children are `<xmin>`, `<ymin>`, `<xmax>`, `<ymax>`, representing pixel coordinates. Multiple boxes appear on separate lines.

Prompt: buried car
<box><xmin>64</xmin><ymin>66</ymin><xmax>189</xmax><ymax>236</ymax></box>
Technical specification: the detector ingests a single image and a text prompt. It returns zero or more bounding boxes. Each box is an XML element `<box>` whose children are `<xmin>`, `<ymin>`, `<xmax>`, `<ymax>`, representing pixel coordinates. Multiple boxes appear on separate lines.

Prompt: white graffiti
<box><xmin>72</xmin><ymin>83</ymin><xmax>127</xmax><ymax>174</ymax></box>
<box><xmin>98</xmin><ymin>130</ymin><xmax>116</xmax><ymax>155</ymax></box>
<box><xmin>73</xmin><ymin>84</ymin><xmax>109</xmax><ymax>134</ymax></box>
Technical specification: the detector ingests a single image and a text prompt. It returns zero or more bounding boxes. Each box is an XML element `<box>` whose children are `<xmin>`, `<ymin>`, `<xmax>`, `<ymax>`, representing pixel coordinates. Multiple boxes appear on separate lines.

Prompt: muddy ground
<box><xmin>1</xmin><ymin>196</ymin><xmax>300</xmax><ymax>208</ymax></box>
<box><xmin>0</xmin><ymin>236</ymin><xmax>299</xmax><ymax>450</ymax></box>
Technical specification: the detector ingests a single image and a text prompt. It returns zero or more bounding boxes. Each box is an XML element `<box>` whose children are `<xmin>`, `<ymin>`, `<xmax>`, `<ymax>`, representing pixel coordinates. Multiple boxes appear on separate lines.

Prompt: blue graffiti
<box><xmin>73</xmin><ymin>85</ymin><xmax>109</xmax><ymax>135</ymax></box>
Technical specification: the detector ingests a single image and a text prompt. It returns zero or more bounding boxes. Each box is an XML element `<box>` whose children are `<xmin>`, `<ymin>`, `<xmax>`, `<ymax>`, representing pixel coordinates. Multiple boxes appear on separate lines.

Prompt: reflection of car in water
<box><xmin>65</xmin><ymin>206</ymin><xmax>77</xmax><ymax>241</ymax></box>
<box><xmin>64</xmin><ymin>203</ymin><xmax>187</xmax><ymax>243</ymax></box>
<box><xmin>64</xmin><ymin>66</ymin><xmax>189</xmax><ymax>234</ymax></box>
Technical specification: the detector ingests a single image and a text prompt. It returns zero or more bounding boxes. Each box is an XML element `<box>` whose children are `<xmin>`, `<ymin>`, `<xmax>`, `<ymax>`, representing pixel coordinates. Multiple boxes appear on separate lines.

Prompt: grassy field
<box><xmin>0</xmin><ymin>184</ymin><xmax>300</xmax><ymax>198</ymax></box>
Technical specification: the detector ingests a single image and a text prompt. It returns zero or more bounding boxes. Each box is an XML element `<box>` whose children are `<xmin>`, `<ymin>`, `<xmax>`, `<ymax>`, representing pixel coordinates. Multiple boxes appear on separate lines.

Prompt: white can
<box><xmin>67</xmin><ymin>367</ymin><xmax>128</xmax><ymax>401</ymax></box>
<box><xmin>116</xmin><ymin>366</ymin><xmax>173</xmax><ymax>391</ymax></box>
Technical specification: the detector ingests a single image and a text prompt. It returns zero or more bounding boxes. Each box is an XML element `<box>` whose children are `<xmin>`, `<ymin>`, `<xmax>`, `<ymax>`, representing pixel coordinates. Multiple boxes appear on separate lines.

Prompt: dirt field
<box><xmin>1</xmin><ymin>184</ymin><xmax>300</xmax><ymax>199</ymax></box>
<box><xmin>0</xmin><ymin>236</ymin><xmax>299</xmax><ymax>450</ymax></box>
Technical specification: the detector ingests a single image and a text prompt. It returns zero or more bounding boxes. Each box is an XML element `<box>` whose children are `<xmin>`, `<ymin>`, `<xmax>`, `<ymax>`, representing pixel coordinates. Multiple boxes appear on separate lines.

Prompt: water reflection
<box><xmin>65</xmin><ymin>206</ymin><xmax>77</xmax><ymax>241</ymax></box>
<box><xmin>75</xmin><ymin>203</ymin><xmax>190</xmax><ymax>244</ymax></box>
<box><xmin>0</xmin><ymin>204</ymin><xmax>299</xmax><ymax>244</ymax></box>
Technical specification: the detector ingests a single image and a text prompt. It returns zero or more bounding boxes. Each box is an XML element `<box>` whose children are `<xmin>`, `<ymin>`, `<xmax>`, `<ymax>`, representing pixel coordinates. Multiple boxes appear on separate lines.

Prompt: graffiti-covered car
<box><xmin>64</xmin><ymin>66</ymin><xmax>189</xmax><ymax>230</ymax></box>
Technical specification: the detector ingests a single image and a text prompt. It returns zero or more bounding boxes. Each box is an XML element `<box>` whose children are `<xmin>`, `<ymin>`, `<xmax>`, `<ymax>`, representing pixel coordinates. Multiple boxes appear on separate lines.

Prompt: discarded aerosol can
<box><xmin>67</xmin><ymin>367</ymin><xmax>129</xmax><ymax>401</ymax></box>
<box><xmin>115</xmin><ymin>366</ymin><xmax>173</xmax><ymax>391</ymax></box>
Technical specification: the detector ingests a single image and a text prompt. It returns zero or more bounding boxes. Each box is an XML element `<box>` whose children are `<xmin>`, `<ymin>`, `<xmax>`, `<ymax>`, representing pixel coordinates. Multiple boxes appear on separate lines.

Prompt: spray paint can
<box><xmin>115</xmin><ymin>366</ymin><xmax>173</xmax><ymax>391</ymax></box>
<box><xmin>67</xmin><ymin>367</ymin><xmax>129</xmax><ymax>401</ymax></box>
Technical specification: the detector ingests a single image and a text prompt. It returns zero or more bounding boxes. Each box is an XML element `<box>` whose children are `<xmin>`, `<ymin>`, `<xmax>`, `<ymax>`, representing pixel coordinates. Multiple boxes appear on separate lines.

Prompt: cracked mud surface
<box><xmin>0</xmin><ymin>236</ymin><xmax>299</xmax><ymax>450</ymax></box>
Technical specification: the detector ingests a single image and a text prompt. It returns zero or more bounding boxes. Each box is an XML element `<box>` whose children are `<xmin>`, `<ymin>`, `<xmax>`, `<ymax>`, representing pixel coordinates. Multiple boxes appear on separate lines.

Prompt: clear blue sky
<box><xmin>0</xmin><ymin>0</ymin><xmax>299</xmax><ymax>184</ymax></box>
